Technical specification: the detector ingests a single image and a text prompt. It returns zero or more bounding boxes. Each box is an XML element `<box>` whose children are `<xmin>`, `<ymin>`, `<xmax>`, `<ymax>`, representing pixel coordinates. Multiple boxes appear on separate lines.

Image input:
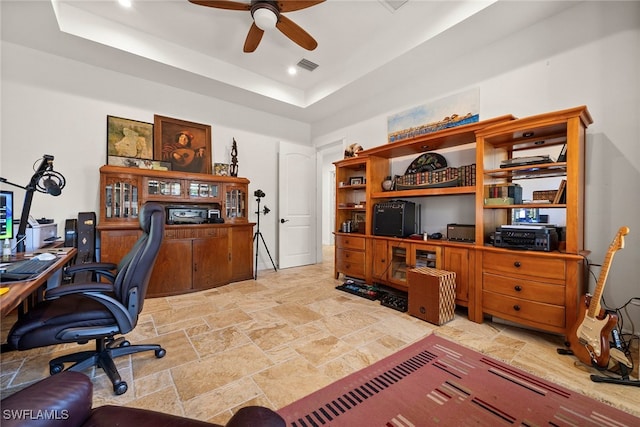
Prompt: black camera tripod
<box><xmin>254</xmin><ymin>193</ymin><xmax>277</xmax><ymax>279</ymax></box>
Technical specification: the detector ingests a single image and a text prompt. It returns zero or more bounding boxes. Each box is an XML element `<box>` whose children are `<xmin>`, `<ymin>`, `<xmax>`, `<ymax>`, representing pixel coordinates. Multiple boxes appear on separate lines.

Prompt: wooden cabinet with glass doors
<box><xmin>98</xmin><ymin>165</ymin><xmax>253</xmax><ymax>297</ymax></box>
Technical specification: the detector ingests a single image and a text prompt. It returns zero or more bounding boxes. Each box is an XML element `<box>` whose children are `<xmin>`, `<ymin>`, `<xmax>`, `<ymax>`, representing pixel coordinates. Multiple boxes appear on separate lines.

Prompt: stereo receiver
<box><xmin>166</xmin><ymin>206</ymin><xmax>209</xmax><ymax>224</ymax></box>
<box><xmin>493</xmin><ymin>225</ymin><xmax>558</xmax><ymax>251</ymax></box>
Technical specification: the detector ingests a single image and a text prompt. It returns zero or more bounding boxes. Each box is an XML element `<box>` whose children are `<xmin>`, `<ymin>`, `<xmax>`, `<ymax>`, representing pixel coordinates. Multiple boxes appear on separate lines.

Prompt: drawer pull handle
<box><xmin>514</xmin><ymin>285</ymin><xmax>522</xmax><ymax>292</ymax></box>
<box><xmin>514</xmin><ymin>261</ymin><xmax>521</xmax><ymax>268</ymax></box>
<box><xmin>513</xmin><ymin>305</ymin><xmax>521</xmax><ymax>311</ymax></box>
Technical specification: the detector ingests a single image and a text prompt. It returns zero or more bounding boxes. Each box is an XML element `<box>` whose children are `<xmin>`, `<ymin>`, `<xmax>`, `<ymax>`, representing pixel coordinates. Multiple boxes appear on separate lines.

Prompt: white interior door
<box><xmin>278</xmin><ymin>141</ymin><xmax>317</xmax><ymax>269</ymax></box>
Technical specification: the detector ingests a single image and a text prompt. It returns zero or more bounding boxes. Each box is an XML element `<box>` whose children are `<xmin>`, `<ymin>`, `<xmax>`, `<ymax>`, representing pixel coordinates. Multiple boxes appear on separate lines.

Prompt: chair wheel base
<box><xmin>50</xmin><ymin>364</ymin><xmax>64</xmax><ymax>375</ymax></box>
<box><xmin>114</xmin><ymin>381</ymin><xmax>128</xmax><ymax>395</ymax></box>
<box><xmin>155</xmin><ymin>348</ymin><xmax>166</xmax><ymax>358</ymax></box>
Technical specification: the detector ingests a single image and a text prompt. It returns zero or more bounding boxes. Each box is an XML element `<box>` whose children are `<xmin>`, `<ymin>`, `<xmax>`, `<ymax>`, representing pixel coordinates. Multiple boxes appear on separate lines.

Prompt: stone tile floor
<box><xmin>2</xmin><ymin>247</ymin><xmax>638</xmax><ymax>424</ymax></box>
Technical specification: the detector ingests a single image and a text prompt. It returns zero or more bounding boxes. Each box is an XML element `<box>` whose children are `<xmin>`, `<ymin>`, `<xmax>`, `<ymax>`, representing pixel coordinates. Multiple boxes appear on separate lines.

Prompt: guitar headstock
<box><xmin>611</xmin><ymin>226</ymin><xmax>630</xmax><ymax>251</ymax></box>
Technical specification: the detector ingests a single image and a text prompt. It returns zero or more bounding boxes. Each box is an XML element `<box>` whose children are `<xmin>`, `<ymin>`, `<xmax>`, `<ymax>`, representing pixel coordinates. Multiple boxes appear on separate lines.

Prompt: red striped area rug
<box><xmin>277</xmin><ymin>334</ymin><xmax>639</xmax><ymax>426</ymax></box>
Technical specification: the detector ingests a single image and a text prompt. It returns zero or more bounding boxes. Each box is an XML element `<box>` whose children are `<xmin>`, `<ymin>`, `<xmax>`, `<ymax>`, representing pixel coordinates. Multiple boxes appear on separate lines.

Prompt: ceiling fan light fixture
<box><xmin>253</xmin><ymin>8</ymin><xmax>278</xmax><ymax>31</ymax></box>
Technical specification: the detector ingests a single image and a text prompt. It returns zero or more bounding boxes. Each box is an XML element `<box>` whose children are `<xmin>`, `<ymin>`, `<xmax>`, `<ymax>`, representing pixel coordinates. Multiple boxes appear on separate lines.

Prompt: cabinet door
<box><xmin>410</xmin><ymin>243</ymin><xmax>441</xmax><ymax>269</ymax></box>
<box><xmin>193</xmin><ymin>231</ymin><xmax>229</xmax><ymax>290</ymax></box>
<box><xmin>148</xmin><ymin>239</ymin><xmax>193</xmax><ymax>296</ymax></box>
<box><xmin>370</xmin><ymin>239</ymin><xmax>388</xmax><ymax>281</ymax></box>
<box><xmin>103</xmin><ymin>176</ymin><xmax>140</xmax><ymax>222</ymax></box>
<box><xmin>443</xmin><ymin>246</ymin><xmax>472</xmax><ymax>305</ymax></box>
<box><xmin>224</xmin><ymin>184</ymin><xmax>247</xmax><ymax>223</ymax></box>
<box><xmin>387</xmin><ymin>243</ymin><xmax>409</xmax><ymax>287</ymax></box>
<box><xmin>99</xmin><ymin>229</ymin><xmax>141</xmax><ymax>264</ymax></box>
<box><xmin>230</xmin><ymin>226</ymin><xmax>254</xmax><ymax>282</ymax></box>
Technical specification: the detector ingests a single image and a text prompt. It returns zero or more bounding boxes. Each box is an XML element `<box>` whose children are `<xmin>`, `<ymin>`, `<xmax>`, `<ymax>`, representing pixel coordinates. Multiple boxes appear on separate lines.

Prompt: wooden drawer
<box><xmin>483</xmin><ymin>251</ymin><xmax>565</xmax><ymax>280</ymax></box>
<box><xmin>336</xmin><ymin>235</ymin><xmax>366</xmax><ymax>251</ymax></box>
<box><xmin>483</xmin><ymin>291</ymin><xmax>566</xmax><ymax>328</ymax></box>
<box><xmin>336</xmin><ymin>249</ymin><xmax>366</xmax><ymax>277</ymax></box>
<box><xmin>483</xmin><ymin>273</ymin><xmax>565</xmax><ymax>305</ymax></box>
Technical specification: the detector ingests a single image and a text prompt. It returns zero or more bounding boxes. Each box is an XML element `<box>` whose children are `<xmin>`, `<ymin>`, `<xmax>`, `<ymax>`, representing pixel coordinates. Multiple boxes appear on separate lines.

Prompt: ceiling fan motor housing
<box><xmin>251</xmin><ymin>1</ymin><xmax>280</xmax><ymax>30</ymax></box>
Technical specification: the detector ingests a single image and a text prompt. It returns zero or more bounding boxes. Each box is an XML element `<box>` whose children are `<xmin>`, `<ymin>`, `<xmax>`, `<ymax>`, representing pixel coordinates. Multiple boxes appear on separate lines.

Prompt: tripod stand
<box><xmin>254</xmin><ymin>195</ymin><xmax>277</xmax><ymax>280</ymax></box>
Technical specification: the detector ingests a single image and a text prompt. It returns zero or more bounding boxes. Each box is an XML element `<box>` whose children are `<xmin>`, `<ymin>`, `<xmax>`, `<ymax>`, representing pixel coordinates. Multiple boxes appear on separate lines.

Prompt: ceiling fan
<box><xmin>188</xmin><ymin>0</ymin><xmax>325</xmax><ymax>53</ymax></box>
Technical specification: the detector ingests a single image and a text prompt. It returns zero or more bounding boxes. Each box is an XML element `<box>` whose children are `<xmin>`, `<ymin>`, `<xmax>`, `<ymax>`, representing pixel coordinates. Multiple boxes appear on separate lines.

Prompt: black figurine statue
<box><xmin>230</xmin><ymin>138</ymin><xmax>238</xmax><ymax>177</ymax></box>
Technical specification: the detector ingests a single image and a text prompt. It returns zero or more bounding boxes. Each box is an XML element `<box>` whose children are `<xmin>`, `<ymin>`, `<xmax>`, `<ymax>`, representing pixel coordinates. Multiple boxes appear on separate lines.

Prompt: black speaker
<box><xmin>77</xmin><ymin>212</ymin><xmax>96</xmax><ymax>264</ymax></box>
<box><xmin>373</xmin><ymin>201</ymin><xmax>416</xmax><ymax>237</ymax></box>
<box><xmin>64</xmin><ymin>219</ymin><xmax>77</xmax><ymax>247</ymax></box>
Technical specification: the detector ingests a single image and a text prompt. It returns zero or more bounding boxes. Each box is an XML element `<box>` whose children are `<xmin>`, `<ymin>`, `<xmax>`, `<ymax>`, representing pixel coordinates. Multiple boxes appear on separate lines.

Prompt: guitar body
<box><xmin>567</xmin><ymin>295</ymin><xmax>618</xmax><ymax>369</ymax></box>
<box><xmin>565</xmin><ymin>226</ymin><xmax>629</xmax><ymax>369</ymax></box>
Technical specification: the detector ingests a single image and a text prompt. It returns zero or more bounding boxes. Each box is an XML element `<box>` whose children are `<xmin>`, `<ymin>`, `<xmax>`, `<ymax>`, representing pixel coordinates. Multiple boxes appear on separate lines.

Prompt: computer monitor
<box><xmin>1</xmin><ymin>190</ymin><xmax>14</xmax><ymax>240</ymax></box>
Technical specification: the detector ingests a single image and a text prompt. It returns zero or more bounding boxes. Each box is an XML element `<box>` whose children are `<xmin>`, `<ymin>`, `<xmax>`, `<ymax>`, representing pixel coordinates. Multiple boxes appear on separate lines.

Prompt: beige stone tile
<box><xmin>271</xmin><ymin>303</ymin><xmax>323</xmax><ymax>326</ymax></box>
<box><xmin>203</xmin><ymin>308</ymin><xmax>252</xmax><ymax>330</ymax></box>
<box><xmin>318</xmin><ymin>309</ymin><xmax>380</xmax><ymax>337</ymax></box>
<box><xmin>244</xmin><ymin>322</ymin><xmax>303</xmax><ymax>351</ymax></box>
<box><xmin>133</xmin><ymin>369</ymin><xmax>174</xmax><ymax>399</ymax></box>
<box><xmin>127</xmin><ymin>384</ymin><xmax>185</xmax><ymax>417</ymax></box>
<box><xmin>171</xmin><ymin>343</ymin><xmax>272</xmax><ymax>401</ymax></box>
<box><xmin>182</xmin><ymin>376</ymin><xmax>262</xmax><ymax>421</ymax></box>
<box><xmin>293</xmin><ymin>334</ymin><xmax>354</xmax><ymax>365</ymax></box>
<box><xmin>189</xmin><ymin>326</ymin><xmax>251</xmax><ymax>358</ymax></box>
<box><xmin>131</xmin><ymin>330</ymin><xmax>198</xmax><ymax>378</ymax></box>
<box><xmin>252</xmin><ymin>356</ymin><xmax>334</xmax><ymax>408</ymax></box>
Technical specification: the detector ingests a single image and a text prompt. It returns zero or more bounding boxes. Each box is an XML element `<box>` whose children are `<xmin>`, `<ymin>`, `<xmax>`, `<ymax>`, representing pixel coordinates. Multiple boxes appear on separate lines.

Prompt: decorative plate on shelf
<box><xmin>404</xmin><ymin>152</ymin><xmax>447</xmax><ymax>175</ymax></box>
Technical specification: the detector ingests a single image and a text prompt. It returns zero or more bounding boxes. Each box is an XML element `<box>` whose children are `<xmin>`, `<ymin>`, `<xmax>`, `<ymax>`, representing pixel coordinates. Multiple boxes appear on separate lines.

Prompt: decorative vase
<box><xmin>382</xmin><ymin>176</ymin><xmax>393</xmax><ymax>191</ymax></box>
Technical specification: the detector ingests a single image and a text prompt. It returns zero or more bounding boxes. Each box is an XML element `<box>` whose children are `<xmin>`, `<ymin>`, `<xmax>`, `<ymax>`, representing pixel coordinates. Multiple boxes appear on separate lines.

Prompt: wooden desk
<box><xmin>0</xmin><ymin>248</ymin><xmax>77</xmax><ymax>317</ymax></box>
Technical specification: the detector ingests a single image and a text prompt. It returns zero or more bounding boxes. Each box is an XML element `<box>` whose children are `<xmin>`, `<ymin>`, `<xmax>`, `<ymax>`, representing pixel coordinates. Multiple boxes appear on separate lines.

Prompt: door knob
<box><xmin>280</xmin><ymin>218</ymin><xmax>289</xmax><ymax>223</ymax></box>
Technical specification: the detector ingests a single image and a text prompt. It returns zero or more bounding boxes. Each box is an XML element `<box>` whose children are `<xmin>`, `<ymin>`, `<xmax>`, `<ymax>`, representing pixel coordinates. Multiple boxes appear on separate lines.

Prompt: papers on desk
<box><xmin>0</xmin><ymin>287</ymin><xmax>9</xmax><ymax>296</ymax></box>
<box><xmin>43</xmin><ymin>247</ymin><xmax>75</xmax><ymax>255</ymax></box>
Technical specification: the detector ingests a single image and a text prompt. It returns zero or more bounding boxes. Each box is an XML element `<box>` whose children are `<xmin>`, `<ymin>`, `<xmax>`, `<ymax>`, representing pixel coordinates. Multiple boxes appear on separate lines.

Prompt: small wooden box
<box><xmin>408</xmin><ymin>267</ymin><xmax>456</xmax><ymax>325</ymax></box>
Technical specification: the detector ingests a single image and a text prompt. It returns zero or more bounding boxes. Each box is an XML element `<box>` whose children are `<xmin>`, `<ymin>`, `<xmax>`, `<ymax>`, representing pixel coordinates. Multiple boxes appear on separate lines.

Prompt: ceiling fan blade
<box><xmin>188</xmin><ymin>0</ymin><xmax>250</xmax><ymax>11</ymax></box>
<box><xmin>244</xmin><ymin>23</ymin><xmax>264</xmax><ymax>52</ymax></box>
<box><xmin>278</xmin><ymin>0</ymin><xmax>325</xmax><ymax>13</ymax></box>
<box><xmin>276</xmin><ymin>14</ymin><xmax>318</xmax><ymax>50</ymax></box>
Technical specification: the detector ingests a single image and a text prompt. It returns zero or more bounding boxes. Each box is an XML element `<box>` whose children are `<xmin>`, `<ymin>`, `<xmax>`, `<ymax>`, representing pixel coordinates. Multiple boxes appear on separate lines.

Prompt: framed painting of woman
<box><xmin>153</xmin><ymin>115</ymin><xmax>212</xmax><ymax>174</ymax></box>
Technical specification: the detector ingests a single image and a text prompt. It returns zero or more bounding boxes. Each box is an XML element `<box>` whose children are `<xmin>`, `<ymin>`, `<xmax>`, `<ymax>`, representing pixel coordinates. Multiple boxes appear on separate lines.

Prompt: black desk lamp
<box><xmin>0</xmin><ymin>154</ymin><xmax>66</xmax><ymax>253</ymax></box>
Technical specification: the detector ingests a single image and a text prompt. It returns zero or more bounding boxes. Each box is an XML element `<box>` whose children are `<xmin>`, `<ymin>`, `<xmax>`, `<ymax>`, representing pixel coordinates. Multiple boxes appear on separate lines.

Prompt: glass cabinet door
<box><xmin>389</xmin><ymin>244</ymin><xmax>408</xmax><ymax>285</ymax></box>
<box><xmin>225</xmin><ymin>185</ymin><xmax>246</xmax><ymax>221</ymax></box>
<box><xmin>188</xmin><ymin>182</ymin><xmax>219</xmax><ymax>200</ymax></box>
<box><xmin>146</xmin><ymin>178</ymin><xmax>182</xmax><ymax>197</ymax></box>
<box><xmin>105</xmin><ymin>178</ymin><xmax>139</xmax><ymax>220</ymax></box>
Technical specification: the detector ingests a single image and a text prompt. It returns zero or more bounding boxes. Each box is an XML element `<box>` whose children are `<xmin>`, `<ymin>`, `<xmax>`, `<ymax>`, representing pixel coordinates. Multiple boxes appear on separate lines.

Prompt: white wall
<box><xmin>312</xmin><ymin>1</ymin><xmax>640</xmax><ymax>332</ymax></box>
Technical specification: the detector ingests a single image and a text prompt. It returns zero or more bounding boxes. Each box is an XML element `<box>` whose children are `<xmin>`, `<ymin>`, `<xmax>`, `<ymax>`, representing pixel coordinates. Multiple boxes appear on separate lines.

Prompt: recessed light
<box><xmin>288</xmin><ymin>66</ymin><xmax>297</xmax><ymax>76</ymax></box>
<box><xmin>118</xmin><ymin>0</ymin><xmax>132</xmax><ymax>8</ymax></box>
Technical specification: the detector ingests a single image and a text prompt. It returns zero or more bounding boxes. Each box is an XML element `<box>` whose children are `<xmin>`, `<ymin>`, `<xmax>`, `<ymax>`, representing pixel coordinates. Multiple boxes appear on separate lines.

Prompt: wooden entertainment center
<box><xmin>334</xmin><ymin>106</ymin><xmax>592</xmax><ymax>335</ymax></box>
<box><xmin>97</xmin><ymin>165</ymin><xmax>254</xmax><ymax>297</ymax></box>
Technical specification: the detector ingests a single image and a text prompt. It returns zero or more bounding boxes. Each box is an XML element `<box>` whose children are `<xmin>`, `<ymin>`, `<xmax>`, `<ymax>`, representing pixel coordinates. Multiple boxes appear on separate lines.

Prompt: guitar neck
<box><xmin>586</xmin><ymin>226</ymin><xmax>629</xmax><ymax>319</ymax></box>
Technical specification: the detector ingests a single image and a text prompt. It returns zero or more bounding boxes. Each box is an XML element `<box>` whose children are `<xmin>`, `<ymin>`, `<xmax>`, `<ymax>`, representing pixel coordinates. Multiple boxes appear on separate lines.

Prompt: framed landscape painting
<box><xmin>106</xmin><ymin>116</ymin><xmax>154</xmax><ymax>161</ymax></box>
<box><xmin>154</xmin><ymin>115</ymin><xmax>212</xmax><ymax>174</ymax></box>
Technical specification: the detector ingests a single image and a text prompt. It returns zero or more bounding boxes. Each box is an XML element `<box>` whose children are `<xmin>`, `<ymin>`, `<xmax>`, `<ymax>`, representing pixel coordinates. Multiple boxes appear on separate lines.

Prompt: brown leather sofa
<box><xmin>1</xmin><ymin>371</ymin><xmax>285</xmax><ymax>427</ymax></box>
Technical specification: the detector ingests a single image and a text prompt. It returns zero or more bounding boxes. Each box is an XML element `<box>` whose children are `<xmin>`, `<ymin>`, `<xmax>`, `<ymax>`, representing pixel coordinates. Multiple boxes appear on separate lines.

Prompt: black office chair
<box><xmin>7</xmin><ymin>202</ymin><xmax>166</xmax><ymax>395</ymax></box>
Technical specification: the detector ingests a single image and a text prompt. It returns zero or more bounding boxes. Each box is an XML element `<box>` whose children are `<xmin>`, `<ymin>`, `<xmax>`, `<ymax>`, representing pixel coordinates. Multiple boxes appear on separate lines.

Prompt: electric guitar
<box><xmin>567</xmin><ymin>226</ymin><xmax>629</xmax><ymax>369</ymax></box>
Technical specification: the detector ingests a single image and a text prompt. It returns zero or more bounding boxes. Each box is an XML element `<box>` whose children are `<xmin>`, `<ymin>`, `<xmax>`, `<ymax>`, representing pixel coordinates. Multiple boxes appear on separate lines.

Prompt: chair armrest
<box><xmin>64</xmin><ymin>262</ymin><xmax>117</xmax><ymax>283</ymax></box>
<box><xmin>0</xmin><ymin>371</ymin><xmax>92</xmax><ymax>427</ymax></box>
<box><xmin>45</xmin><ymin>283</ymin><xmax>115</xmax><ymax>299</ymax></box>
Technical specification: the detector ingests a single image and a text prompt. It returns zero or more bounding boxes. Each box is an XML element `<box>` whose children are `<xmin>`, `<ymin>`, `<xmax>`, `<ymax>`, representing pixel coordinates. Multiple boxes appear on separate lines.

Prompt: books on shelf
<box><xmin>395</xmin><ymin>164</ymin><xmax>476</xmax><ymax>189</ymax></box>
<box><xmin>553</xmin><ymin>179</ymin><xmax>567</xmax><ymax>204</ymax></box>
<box><xmin>484</xmin><ymin>183</ymin><xmax>523</xmax><ymax>204</ymax></box>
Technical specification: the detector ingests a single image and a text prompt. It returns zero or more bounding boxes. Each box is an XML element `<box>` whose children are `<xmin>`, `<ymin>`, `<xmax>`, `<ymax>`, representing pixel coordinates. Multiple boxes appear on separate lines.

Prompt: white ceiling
<box><xmin>1</xmin><ymin>1</ymin><xmax>580</xmax><ymax>126</ymax></box>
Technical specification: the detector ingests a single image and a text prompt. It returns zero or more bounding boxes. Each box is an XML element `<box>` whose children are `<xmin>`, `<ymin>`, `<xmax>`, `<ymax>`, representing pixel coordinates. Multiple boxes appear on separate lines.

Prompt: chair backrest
<box><xmin>111</xmin><ymin>203</ymin><xmax>165</xmax><ymax>320</ymax></box>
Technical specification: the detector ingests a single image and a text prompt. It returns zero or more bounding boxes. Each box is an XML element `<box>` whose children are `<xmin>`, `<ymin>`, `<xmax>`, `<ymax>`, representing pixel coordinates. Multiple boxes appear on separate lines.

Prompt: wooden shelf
<box><xmin>371</xmin><ymin>186</ymin><xmax>475</xmax><ymax>199</ymax></box>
